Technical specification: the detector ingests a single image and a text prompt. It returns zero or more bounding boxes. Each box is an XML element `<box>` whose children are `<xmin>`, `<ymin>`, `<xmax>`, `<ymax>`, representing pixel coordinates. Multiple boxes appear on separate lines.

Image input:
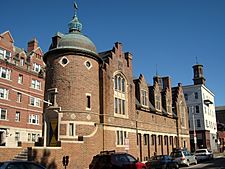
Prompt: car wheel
<box><xmin>175</xmin><ymin>163</ymin><xmax>179</xmax><ymax>169</ymax></box>
<box><xmin>186</xmin><ymin>161</ymin><xmax>190</xmax><ymax>167</ymax></box>
<box><xmin>194</xmin><ymin>160</ymin><xmax>198</xmax><ymax>165</ymax></box>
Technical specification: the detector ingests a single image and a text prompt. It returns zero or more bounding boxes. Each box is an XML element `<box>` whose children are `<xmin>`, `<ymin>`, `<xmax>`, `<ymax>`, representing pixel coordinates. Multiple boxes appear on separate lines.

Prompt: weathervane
<box><xmin>195</xmin><ymin>56</ymin><xmax>198</xmax><ymax>64</ymax></box>
<box><xmin>74</xmin><ymin>1</ymin><xmax>78</xmax><ymax>17</ymax></box>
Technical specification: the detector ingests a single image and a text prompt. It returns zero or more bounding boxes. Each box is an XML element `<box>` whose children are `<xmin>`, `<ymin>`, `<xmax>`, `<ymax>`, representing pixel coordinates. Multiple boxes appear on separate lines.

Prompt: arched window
<box><xmin>114</xmin><ymin>73</ymin><xmax>127</xmax><ymax>116</ymax></box>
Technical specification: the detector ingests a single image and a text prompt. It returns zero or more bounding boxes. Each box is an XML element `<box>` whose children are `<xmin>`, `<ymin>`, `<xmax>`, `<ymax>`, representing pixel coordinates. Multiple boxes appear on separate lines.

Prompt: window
<box><xmin>0</xmin><ymin>88</ymin><xmax>9</xmax><ymax>100</ymax></box>
<box><xmin>141</xmin><ymin>90</ymin><xmax>148</xmax><ymax>106</ymax></box>
<box><xmin>195</xmin><ymin>92</ymin><xmax>198</xmax><ymax>99</ymax></box>
<box><xmin>33</xmin><ymin>63</ymin><xmax>41</xmax><ymax>73</ymax></box>
<box><xmin>0</xmin><ymin>67</ymin><xmax>11</xmax><ymax>80</ymax></box>
<box><xmin>0</xmin><ymin>48</ymin><xmax>11</xmax><ymax>60</ymax></box>
<box><xmin>69</xmin><ymin>123</ymin><xmax>74</xmax><ymax>136</ymax></box>
<box><xmin>15</xmin><ymin>132</ymin><xmax>20</xmax><ymax>141</ymax></box>
<box><xmin>28</xmin><ymin>133</ymin><xmax>31</xmax><ymax>141</ymax></box>
<box><xmin>156</xmin><ymin>96</ymin><xmax>161</xmax><ymax>110</ymax></box>
<box><xmin>31</xmin><ymin>79</ymin><xmax>41</xmax><ymax>90</ymax></box>
<box><xmin>15</xmin><ymin>111</ymin><xmax>20</xmax><ymax>122</ymax></box>
<box><xmin>114</xmin><ymin>73</ymin><xmax>127</xmax><ymax>116</ymax></box>
<box><xmin>151</xmin><ymin>135</ymin><xmax>156</xmax><ymax>145</ymax></box>
<box><xmin>30</xmin><ymin>97</ymin><xmax>41</xmax><ymax>107</ymax></box>
<box><xmin>181</xmin><ymin>106</ymin><xmax>185</xmax><ymax>127</ymax></box>
<box><xmin>29</xmin><ymin>114</ymin><xmax>39</xmax><ymax>124</ymax></box>
<box><xmin>144</xmin><ymin>134</ymin><xmax>149</xmax><ymax>145</ymax></box>
<box><xmin>184</xmin><ymin>93</ymin><xmax>188</xmax><ymax>101</ymax></box>
<box><xmin>20</xmin><ymin>58</ymin><xmax>25</xmax><ymax>66</ymax></box>
<box><xmin>86</xmin><ymin>94</ymin><xmax>91</xmax><ymax>110</ymax></box>
<box><xmin>158</xmin><ymin>135</ymin><xmax>162</xmax><ymax>145</ymax></box>
<box><xmin>0</xmin><ymin>108</ymin><xmax>7</xmax><ymax>120</ymax></box>
<box><xmin>18</xmin><ymin>74</ymin><xmax>23</xmax><ymax>84</ymax></box>
<box><xmin>206</xmin><ymin>120</ymin><xmax>209</xmax><ymax>127</ymax></box>
<box><xmin>32</xmin><ymin>133</ymin><xmax>36</xmax><ymax>142</ymax></box>
<box><xmin>17</xmin><ymin>92</ymin><xmax>22</xmax><ymax>102</ymax></box>
<box><xmin>197</xmin><ymin>119</ymin><xmax>201</xmax><ymax>128</ymax></box>
<box><xmin>116</xmin><ymin>130</ymin><xmax>127</xmax><ymax>145</ymax></box>
<box><xmin>164</xmin><ymin>136</ymin><xmax>168</xmax><ymax>145</ymax></box>
<box><xmin>169</xmin><ymin>136</ymin><xmax>173</xmax><ymax>145</ymax></box>
<box><xmin>196</xmin><ymin>105</ymin><xmax>199</xmax><ymax>113</ymax></box>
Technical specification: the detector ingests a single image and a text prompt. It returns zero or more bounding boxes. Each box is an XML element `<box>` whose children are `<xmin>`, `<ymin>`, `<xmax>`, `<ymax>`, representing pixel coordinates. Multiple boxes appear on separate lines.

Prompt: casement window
<box><xmin>15</xmin><ymin>111</ymin><xmax>20</xmax><ymax>122</ymax></box>
<box><xmin>33</xmin><ymin>63</ymin><xmax>41</xmax><ymax>73</ymax></box>
<box><xmin>116</xmin><ymin>130</ymin><xmax>127</xmax><ymax>145</ymax></box>
<box><xmin>20</xmin><ymin>57</ymin><xmax>25</xmax><ymax>66</ymax></box>
<box><xmin>29</xmin><ymin>114</ymin><xmax>39</xmax><ymax>124</ymax></box>
<box><xmin>0</xmin><ymin>67</ymin><xmax>11</xmax><ymax>80</ymax></box>
<box><xmin>114</xmin><ymin>73</ymin><xmax>127</xmax><ymax>116</ymax></box>
<box><xmin>17</xmin><ymin>92</ymin><xmax>22</xmax><ymax>102</ymax></box>
<box><xmin>30</xmin><ymin>97</ymin><xmax>41</xmax><ymax>107</ymax></box>
<box><xmin>141</xmin><ymin>90</ymin><xmax>148</xmax><ymax>106</ymax></box>
<box><xmin>31</xmin><ymin>79</ymin><xmax>41</xmax><ymax>90</ymax></box>
<box><xmin>15</xmin><ymin>132</ymin><xmax>20</xmax><ymax>141</ymax></box>
<box><xmin>0</xmin><ymin>108</ymin><xmax>7</xmax><ymax>120</ymax></box>
<box><xmin>0</xmin><ymin>88</ymin><xmax>9</xmax><ymax>100</ymax></box>
<box><xmin>69</xmin><ymin>123</ymin><xmax>74</xmax><ymax>136</ymax></box>
<box><xmin>0</xmin><ymin>47</ymin><xmax>11</xmax><ymax>60</ymax></box>
<box><xmin>18</xmin><ymin>74</ymin><xmax>23</xmax><ymax>84</ymax></box>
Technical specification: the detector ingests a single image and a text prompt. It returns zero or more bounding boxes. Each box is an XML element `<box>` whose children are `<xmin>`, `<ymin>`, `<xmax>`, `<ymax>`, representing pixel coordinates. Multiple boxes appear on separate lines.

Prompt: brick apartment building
<box><xmin>0</xmin><ymin>31</ymin><xmax>45</xmax><ymax>148</ymax></box>
<box><xmin>0</xmin><ymin>3</ymin><xmax>190</xmax><ymax>169</ymax></box>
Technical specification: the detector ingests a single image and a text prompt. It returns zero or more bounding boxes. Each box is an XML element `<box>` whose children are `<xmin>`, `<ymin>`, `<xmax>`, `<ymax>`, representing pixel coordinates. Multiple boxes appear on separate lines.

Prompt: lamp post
<box><xmin>192</xmin><ymin>106</ymin><xmax>197</xmax><ymax>151</ymax></box>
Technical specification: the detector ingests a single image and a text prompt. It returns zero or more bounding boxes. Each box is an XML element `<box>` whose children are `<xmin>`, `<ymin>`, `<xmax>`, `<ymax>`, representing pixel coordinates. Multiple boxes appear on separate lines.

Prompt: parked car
<box><xmin>89</xmin><ymin>150</ymin><xmax>147</xmax><ymax>169</ymax></box>
<box><xmin>170</xmin><ymin>149</ymin><xmax>197</xmax><ymax>167</ymax></box>
<box><xmin>195</xmin><ymin>149</ymin><xmax>213</xmax><ymax>162</ymax></box>
<box><xmin>0</xmin><ymin>160</ymin><xmax>45</xmax><ymax>169</ymax></box>
<box><xmin>145</xmin><ymin>155</ymin><xmax>179</xmax><ymax>169</ymax></box>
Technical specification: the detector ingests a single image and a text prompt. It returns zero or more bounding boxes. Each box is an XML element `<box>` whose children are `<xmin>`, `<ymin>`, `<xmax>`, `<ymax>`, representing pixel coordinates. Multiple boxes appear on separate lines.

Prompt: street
<box><xmin>182</xmin><ymin>157</ymin><xmax>225</xmax><ymax>169</ymax></box>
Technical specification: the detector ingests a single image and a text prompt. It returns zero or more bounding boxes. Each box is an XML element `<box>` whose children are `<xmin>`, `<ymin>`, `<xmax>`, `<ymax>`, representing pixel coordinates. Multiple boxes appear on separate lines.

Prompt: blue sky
<box><xmin>1</xmin><ymin>0</ymin><xmax>225</xmax><ymax>106</ymax></box>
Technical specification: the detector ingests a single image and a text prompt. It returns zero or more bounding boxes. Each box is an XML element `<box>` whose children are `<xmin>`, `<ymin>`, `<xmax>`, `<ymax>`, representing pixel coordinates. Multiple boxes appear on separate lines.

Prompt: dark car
<box><xmin>0</xmin><ymin>160</ymin><xmax>45</xmax><ymax>169</ymax></box>
<box><xmin>145</xmin><ymin>155</ymin><xmax>179</xmax><ymax>169</ymax></box>
<box><xmin>89</xmin><ymin>150</ymin><xmax>146</xmax><ymax>169</ymax></box>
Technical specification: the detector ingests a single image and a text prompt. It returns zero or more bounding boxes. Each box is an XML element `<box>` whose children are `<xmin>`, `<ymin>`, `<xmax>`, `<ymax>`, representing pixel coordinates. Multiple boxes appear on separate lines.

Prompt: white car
<box><xmin>195</xmin><ymin>149</ymin><xmax>213</xmax><ymax>161</ymax></box>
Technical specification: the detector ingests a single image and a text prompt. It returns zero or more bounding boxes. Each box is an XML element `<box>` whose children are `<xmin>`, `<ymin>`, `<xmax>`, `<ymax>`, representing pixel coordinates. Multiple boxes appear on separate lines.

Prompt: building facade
<box><xmin>38</xmin><ymin>3</ymin><xmax>189</xmax><ymax>169</ymax></box>
<box><xmin>183</xmin><ymin>64</ymin><xmax>217</xmax><ymax>152</ymax></box>
<box><xmin>0</xmin><ymin>31</ymin><xmax>45</xmax><ymax>148</ymax></box>
<box><xmin>216</xmin><ymin>106</ymin><xmax>225</xmax><ymax>152</ymax></box>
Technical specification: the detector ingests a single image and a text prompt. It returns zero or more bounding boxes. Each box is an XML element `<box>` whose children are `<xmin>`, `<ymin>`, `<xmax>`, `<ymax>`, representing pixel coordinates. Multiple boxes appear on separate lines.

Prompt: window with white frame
<box><xmin>15</xmin><ymin>132</ymin><xmax>20</xmax><ymax>141</ymax></box>
<box><xmin>141</xmin><ymin>90</ymin><xmax>148</xmax><ymax>106</ymax></box>
<box><xmin>69</xmin><ymin>123</ymin><xmax>74</xmax><ymax>136</ymax></box>
<box><xmin>0</xmin><ymin>47</ymin><xmax>11</xmax><ymax>60</ymax></box>
<box><xmin>114</xmin><ymin>73</ymin><xmax>127</xmax><ymax>116</ymax></box>
<box><xmin>116</xmin><ymin>130</ymin><xmax>127</xmax><ymax>145</ymax></box>
<box><xmin>18</xmin><ymin>74</ymin><xmax>23</xmax><ymax>84</ymax></box>
<box><xmin>32</xmin><ymin>133</ymin><xmax>36</xmax><ymax>142</ymax></box>
<box><xmin>30</xmin><ymin>97</ymin><xmax>41</xmax><ymax>107</ymax></box>
<box><xmin>0</xmin><ymin>108</ymin><xmax>7</xmax><ymax>120</ymax></box>
<box><xmin>17</xmin><ymin>92</ymin><xmax>22</xmax><ymax>102</ymax></box>
<box><xmin>0</xmin><ymin>67</ymin><xmax>11</xmax><ymax>80</ymax></box>
<box><xmin>28</xmin><ymin>133</ymin><xmax>31</xmax><ymax>141</ymax></box>
<box><xmin>20</xmin><ymin>57</ymin><xmax>25</xmax><ymax>66</ymax></box>
<box><xmin>15</xmin><ymin>111</ymin><xmax>20</xmax><ymax>122</ymax></box>
<box><xmin>29</xmin><ymin>114</ymin><xmax>39</xmax><ymax>124</ymax></box>
<box><xmin>0</xmin><ymin>88</ymin><xmax>9</xmax><ymax>100</ymax></box>
<box><xmin>31</xmin><ymin>79</ymin><xmax>41</xmax><ymax>90</ymax></box>
<box><xmin>33</xmin><ymin>63</ymin><xmax>41</xmax><ymax>73</ymax></box>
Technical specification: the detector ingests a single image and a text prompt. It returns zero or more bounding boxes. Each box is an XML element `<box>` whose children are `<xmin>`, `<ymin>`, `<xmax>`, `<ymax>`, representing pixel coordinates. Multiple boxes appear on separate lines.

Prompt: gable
<box><xmin>1</xmin><ymin>31</ymin><xmax>14</xmax><ymax>43</ymax></box>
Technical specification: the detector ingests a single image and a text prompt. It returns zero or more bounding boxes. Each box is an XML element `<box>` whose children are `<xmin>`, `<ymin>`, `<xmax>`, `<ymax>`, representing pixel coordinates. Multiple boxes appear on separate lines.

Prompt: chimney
<box><xmin>162</xmin><ymin>76</ymin><xmax>171</xmax><ymax>90</ymax></box>
<box><xmin>27</xmin><ymin>38</ymin><xmax>38</xmax><ymax>53</ymax></box>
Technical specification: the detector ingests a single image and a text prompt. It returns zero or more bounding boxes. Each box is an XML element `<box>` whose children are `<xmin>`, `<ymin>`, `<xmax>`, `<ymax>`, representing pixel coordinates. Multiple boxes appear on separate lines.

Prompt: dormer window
<box><xmin>33</xmin><ymin>63</ymin><xmax>41</xmax><ymax>73</ymax></box>
<box><xmin>141</xmin><ymin>90</ymin><xmax>148</xmax><ymax>107</ymax></box>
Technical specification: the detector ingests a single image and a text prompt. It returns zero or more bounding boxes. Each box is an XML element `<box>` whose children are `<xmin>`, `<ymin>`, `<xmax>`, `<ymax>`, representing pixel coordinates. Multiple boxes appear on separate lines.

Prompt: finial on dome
<box><xmin>68</xmin><ymin>1</ymin><xmax>82</xmax><ymax>33</ymax></box>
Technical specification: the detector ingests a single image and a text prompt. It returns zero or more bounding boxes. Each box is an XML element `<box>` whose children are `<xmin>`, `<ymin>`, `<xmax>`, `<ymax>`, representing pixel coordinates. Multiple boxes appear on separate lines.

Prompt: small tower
<box><xmin>192</xmin><ymin>64</ymin><xmax>206</xmax><ymax>85</ymax></box>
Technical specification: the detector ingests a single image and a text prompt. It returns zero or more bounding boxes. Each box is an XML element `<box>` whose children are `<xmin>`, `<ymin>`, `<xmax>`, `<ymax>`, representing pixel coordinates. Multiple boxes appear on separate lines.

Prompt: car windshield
<box><xmin>170</xmin><ymin>152</ymin><xmax>182</xmax><ymax>157</ymax></box>
<box><xmin>196</xmin><ymin>150</ymin><xmax>206</xmax><ymax>153</ymax></box>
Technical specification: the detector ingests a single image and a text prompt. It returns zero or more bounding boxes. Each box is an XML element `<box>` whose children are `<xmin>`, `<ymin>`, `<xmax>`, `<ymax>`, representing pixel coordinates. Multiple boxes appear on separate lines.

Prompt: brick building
<box><xmin>0</xmin><ymin>3</ymin><xmax>190</xmax><ymax>169</ymax></box>
<box><xmin>38</xmin><ymin>3</ymin><xmax>190</xmax><ymax>169</ymax></box>
<box><xmin>0</xmin><ymin>31</ymin><xmax>45</xmax><ymax>148</ymax></box>
<box><xmin>216</xmin><ymin>106</ymin><xmax>225</xmax><ymax>152</ymax></box>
